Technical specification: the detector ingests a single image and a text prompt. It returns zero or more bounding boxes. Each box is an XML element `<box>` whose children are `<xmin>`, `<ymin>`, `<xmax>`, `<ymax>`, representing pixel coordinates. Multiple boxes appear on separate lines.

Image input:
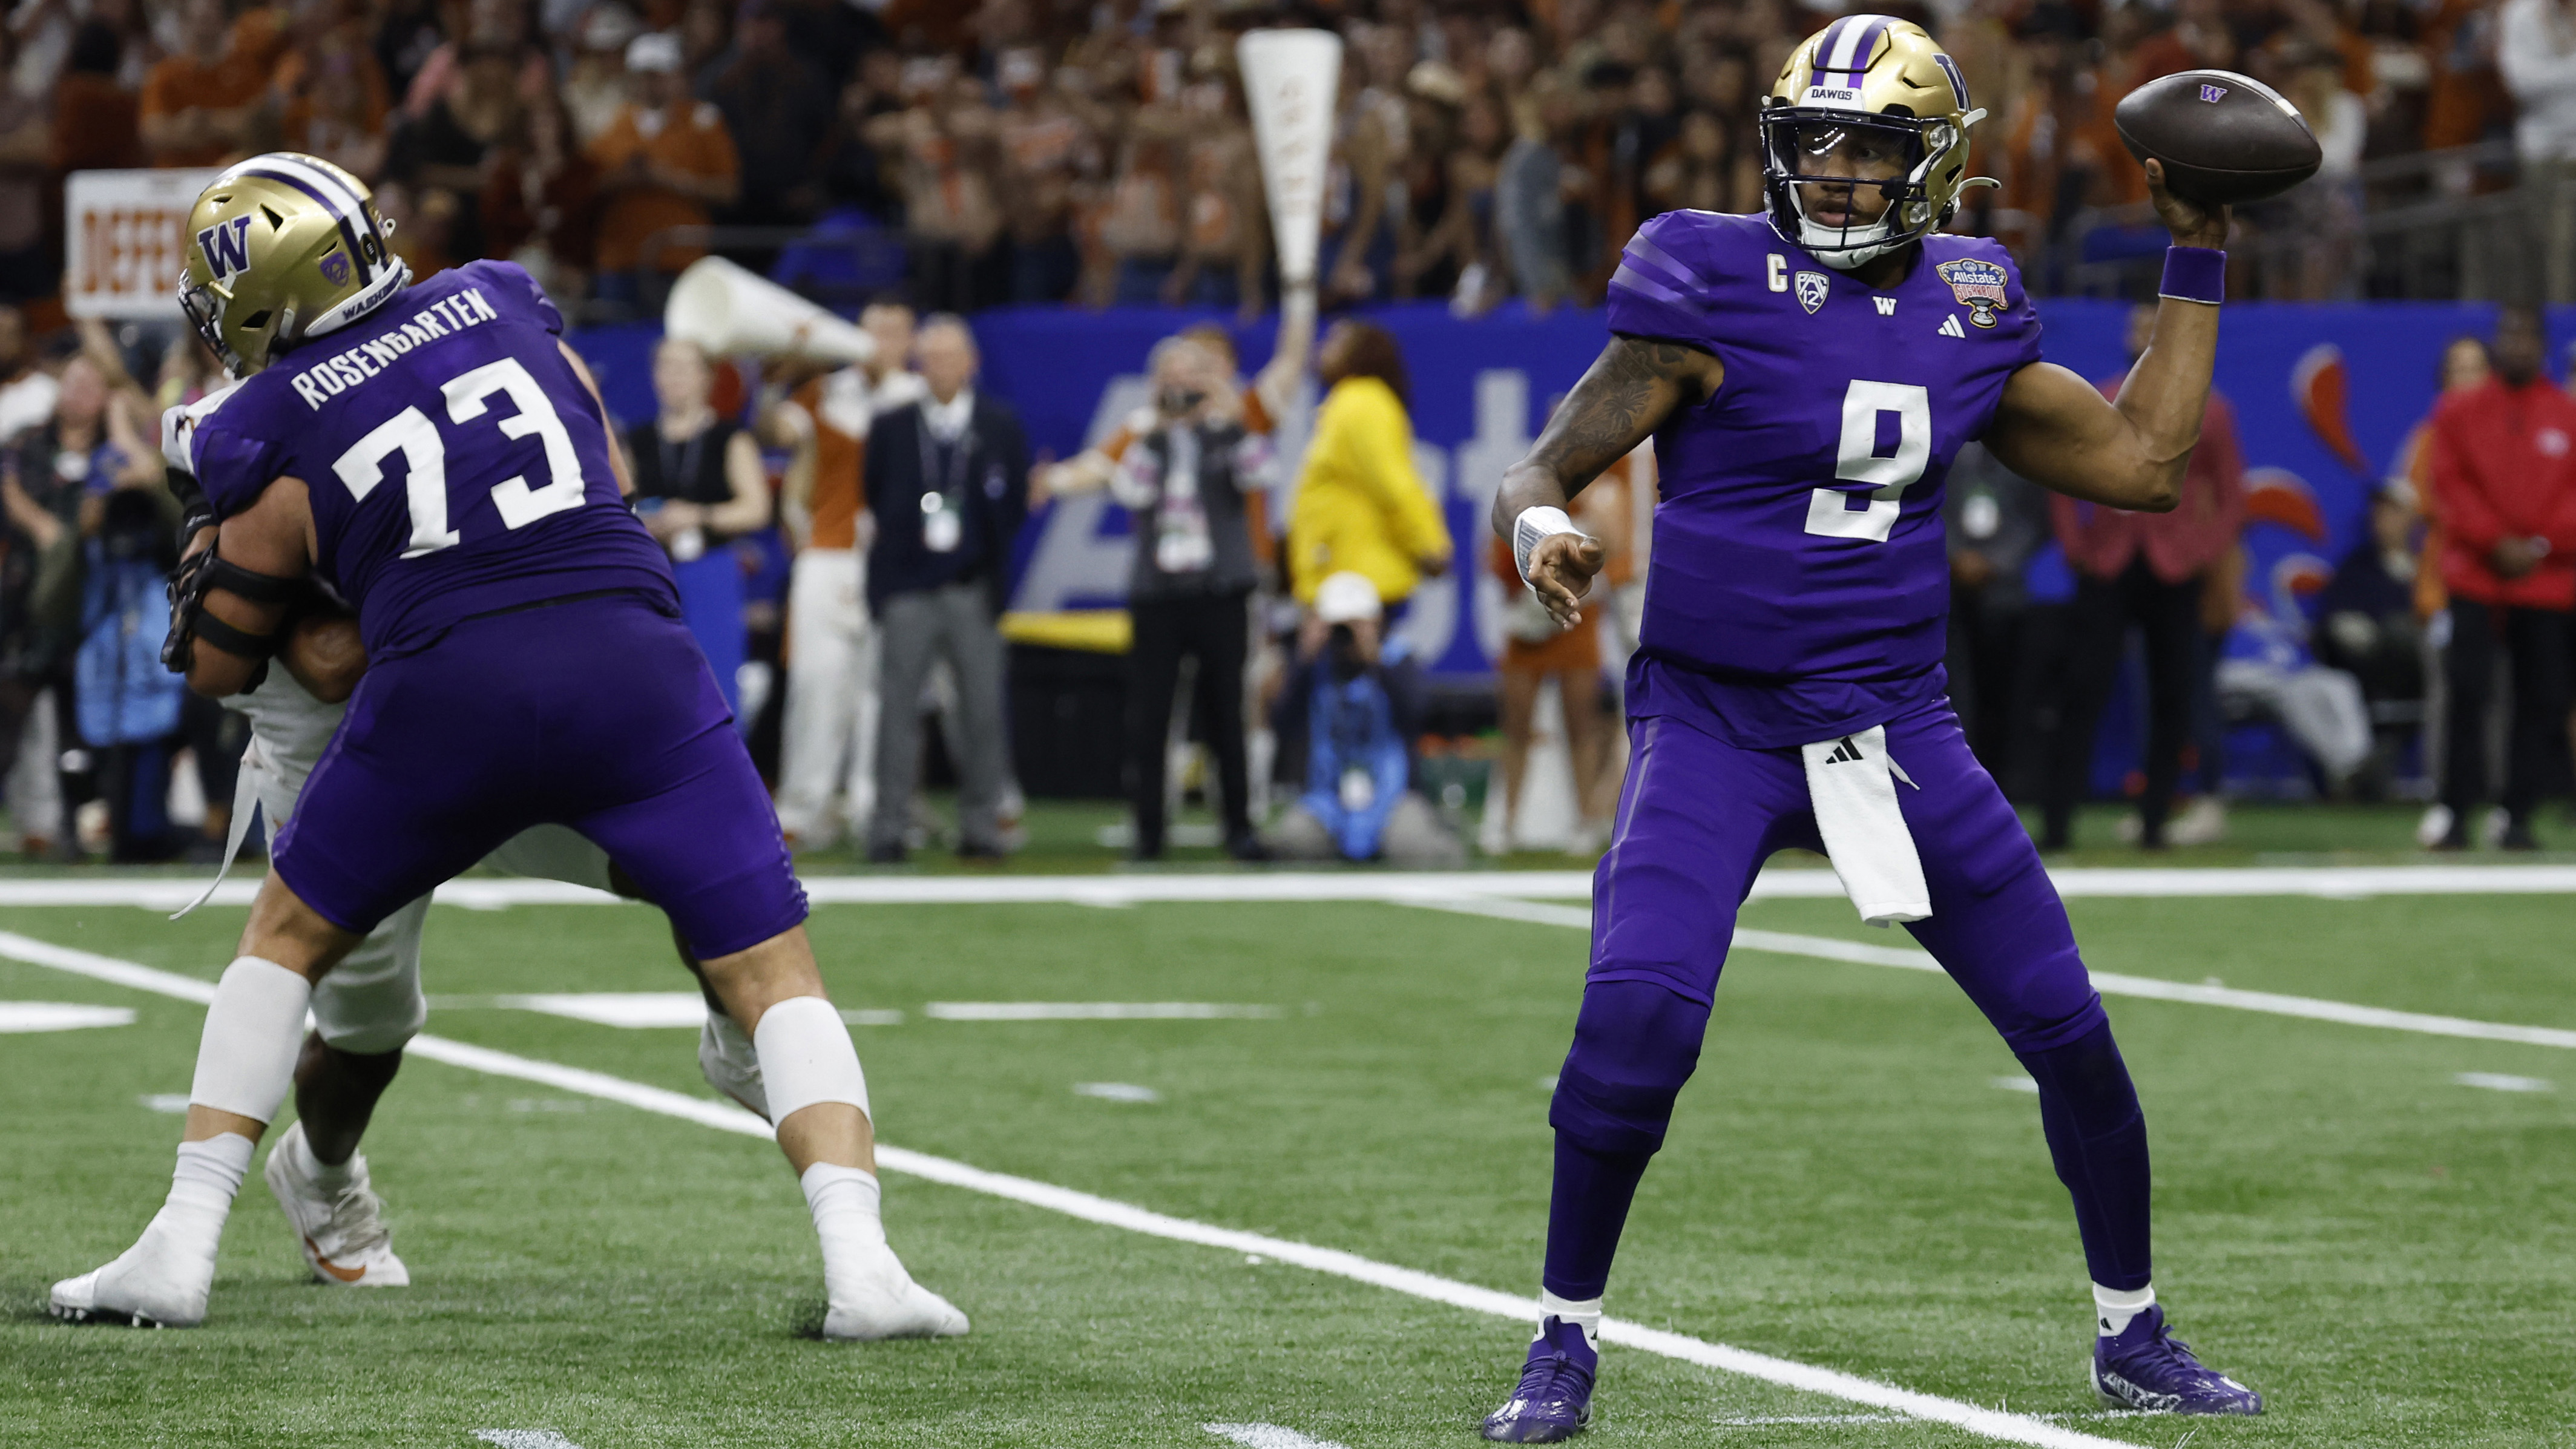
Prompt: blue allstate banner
<box><xmin>569</xmin><ymin>298</ymin><xmax>2574</xmax><ymax>682</ymax></box>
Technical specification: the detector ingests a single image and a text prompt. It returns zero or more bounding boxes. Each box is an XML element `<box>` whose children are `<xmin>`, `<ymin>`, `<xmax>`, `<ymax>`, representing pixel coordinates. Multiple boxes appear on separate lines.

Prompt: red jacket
<box><xmin>2428</xmin><ymin>378</ymin><xmax>2576</xmax><ymax>610</ymax></box>
<box><xmin>2054</xmin><ymin>386</ymin><xmax>2247</xmax><ymax>584</ymax></box>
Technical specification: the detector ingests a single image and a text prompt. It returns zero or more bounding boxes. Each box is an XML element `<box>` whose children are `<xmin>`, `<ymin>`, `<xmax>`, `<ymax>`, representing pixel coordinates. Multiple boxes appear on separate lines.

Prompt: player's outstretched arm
<box><xmin>1986</xmin><ymin>160</ymin><xmax>2229</xmax><ymax>514</ymax></box>
<box><xmin>1495</xmin><ymin>334</ymin><xmax>1720</xmax><ymax>625</ymax></box>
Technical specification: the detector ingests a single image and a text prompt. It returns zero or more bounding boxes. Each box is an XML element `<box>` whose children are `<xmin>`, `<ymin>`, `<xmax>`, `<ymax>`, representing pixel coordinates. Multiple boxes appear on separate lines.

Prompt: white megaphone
<box><xmin>1238</xmin><ymin>28</ymin><xmax>1342</xmax><ymax>291</ymax></box>
<box><xmin>663</xmin><ymin>256</ymin><xmax>876</xmax><ymax>365</ymax></box>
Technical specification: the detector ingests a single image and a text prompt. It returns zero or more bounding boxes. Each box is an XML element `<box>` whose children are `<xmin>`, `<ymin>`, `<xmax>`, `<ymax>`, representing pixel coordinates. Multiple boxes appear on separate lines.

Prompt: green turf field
<box><xmin>4</xmin><ymin>882</ymin><xmax>2572</xmax><ymax>1448</ymax></box>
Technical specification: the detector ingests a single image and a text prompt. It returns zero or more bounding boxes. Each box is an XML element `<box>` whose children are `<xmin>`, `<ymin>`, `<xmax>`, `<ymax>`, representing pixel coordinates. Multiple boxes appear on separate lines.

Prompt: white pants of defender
<box><xmin>773</xmin><ymin>548</ymin><xmax>878</xmax><ymax>847</ymax></box>
<box><xmin>243</xmin><ymin>731</ymin><xmax>614</xmax><ymax>1055</ymax></box>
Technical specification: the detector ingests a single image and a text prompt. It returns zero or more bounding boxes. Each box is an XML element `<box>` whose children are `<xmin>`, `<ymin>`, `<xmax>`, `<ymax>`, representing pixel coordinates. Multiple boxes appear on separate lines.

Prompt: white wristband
<box><xmin>1513</xmin><ymin>505</ymin><xmax>1583</xmax><ymax>585</ymax></box>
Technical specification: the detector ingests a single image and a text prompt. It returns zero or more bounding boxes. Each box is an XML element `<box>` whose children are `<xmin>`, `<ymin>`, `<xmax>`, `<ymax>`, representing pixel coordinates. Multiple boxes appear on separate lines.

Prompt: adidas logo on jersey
<box><xmin>1939</xmin><ymin>314</ymin><xmax>1967</xmax><ymax>338</ymax></box>
<box><xmin>1873</xmin><ymin>296</ymin><xmax>1897</xmax><ymax>316</ymax></box>
<box><xmin>1824</xmin><ymin>737</ymin><xmax>1865</xmax><ymax>764</ymax></box>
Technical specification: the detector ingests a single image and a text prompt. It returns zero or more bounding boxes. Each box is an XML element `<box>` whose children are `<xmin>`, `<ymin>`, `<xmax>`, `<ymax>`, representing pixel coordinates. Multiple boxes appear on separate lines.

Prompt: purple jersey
<box><xmin>1605</xmin><ymin>210</ymin><xmax>2042</xmax><ymax>748</ymax></box>
<box><xmin>188</xmin><ymin>260</ymin><xmax>672</xmax><ymax>658</ymax></box>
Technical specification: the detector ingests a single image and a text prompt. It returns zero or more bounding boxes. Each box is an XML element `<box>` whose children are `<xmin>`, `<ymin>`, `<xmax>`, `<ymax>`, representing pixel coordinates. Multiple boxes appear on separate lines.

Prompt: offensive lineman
<box><xmin>49</xmin><ymin>153</ymin><xmax>964</xmax><ymax>1341</ymax></box>
<box><xmin>1480</xmin><ymin>20</ymin><xmax>2262</xmax><ymax>1440</ymax></box>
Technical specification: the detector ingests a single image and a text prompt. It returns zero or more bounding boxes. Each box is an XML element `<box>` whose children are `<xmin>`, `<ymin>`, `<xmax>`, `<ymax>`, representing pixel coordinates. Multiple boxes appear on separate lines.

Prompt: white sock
<box><xmin>148</xmin><ymin>1133</ymin><xmax>255</xmax><ymax>1260</ymax></box>
<box><xmin>1539</xmin><ymin>1288</ymin><xmax>1602</xmax><ymax>1349</ymax></box>
<box><xmin>288</xmin><ymin>1125</ymin><xmax>357</xmax><ymax>1194</ymax></box>
<box><xmin>801</xmin><ymin>1163</ymin><xmax>889</xmax><ymax>1301</ymax></box>
<box><xmin>2094</xmin><ymin>1281</ymin><xmax>2155</xmax><ymax>1337</ymax></box>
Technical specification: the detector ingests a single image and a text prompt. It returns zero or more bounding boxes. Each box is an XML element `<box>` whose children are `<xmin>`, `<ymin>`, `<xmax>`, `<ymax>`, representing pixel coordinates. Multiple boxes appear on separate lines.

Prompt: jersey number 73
<box><xmin>331</xmin><ymin>358</ymin><xmax>590</xmax><ymax>559</ymax></box>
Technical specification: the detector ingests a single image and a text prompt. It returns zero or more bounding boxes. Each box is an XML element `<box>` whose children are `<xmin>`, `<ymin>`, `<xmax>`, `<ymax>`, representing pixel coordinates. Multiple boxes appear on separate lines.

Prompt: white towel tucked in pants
<box><xmin>1800</xmin><ymin>724</ymin><xmax>1930</xmax><ymax>927</ymax></box>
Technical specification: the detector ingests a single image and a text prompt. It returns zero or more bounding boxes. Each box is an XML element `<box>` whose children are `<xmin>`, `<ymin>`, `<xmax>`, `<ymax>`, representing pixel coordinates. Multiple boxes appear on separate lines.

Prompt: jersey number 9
<box><xmin>332</xmin><ymin>357</ymin><xmax>591</xmax><ymax>559</ymax></box>
<box><xmin>1805</xmin><ymin>379</ymin><xmax>1931</xmax><ymax>545</ymax></box>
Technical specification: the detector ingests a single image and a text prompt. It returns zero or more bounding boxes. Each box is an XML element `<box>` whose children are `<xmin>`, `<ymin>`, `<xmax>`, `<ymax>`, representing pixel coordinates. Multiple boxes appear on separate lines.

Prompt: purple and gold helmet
<box><xmin>1761</xmin><ymin>16</ymin><xmax>1991</xmax><ymax>269</ymax></box>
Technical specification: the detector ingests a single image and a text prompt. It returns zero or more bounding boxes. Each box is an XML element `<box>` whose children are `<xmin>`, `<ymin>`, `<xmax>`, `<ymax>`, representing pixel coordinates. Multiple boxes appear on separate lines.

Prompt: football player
<box><xmin>148</xmin><ymin>562</ymin><xmax>778</xmax><ymax>1292</ymax></box>
<box><xmin>50</xmin><ymin>153</ymin><xmax>964</xmax><ymax>1342</ymax></box>
<box><xmin>1480</xmin><ymin>20</ymin><xmax>2261</xmax><ymax>1440</ymax></box>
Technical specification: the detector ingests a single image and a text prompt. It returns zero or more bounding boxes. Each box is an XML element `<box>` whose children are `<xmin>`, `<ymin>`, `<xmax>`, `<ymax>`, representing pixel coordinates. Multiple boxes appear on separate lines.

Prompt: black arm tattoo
<box><xmin>1493</xmin><ymin>335</ymin><xmax>1717</xmax><ymax>537</ymax></box>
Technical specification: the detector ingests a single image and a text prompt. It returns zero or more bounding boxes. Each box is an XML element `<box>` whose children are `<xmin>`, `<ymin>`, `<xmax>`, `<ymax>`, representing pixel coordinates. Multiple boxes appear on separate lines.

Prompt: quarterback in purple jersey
<box><xmin>1480</xmin><ymin>20</ymin><xmax>2261</xmax><ymax>1441</ymax></box>
<box><xmin>51</xmin><ymin>153</ymin><xmax>964</xmax><ymax>1342</ymax></box>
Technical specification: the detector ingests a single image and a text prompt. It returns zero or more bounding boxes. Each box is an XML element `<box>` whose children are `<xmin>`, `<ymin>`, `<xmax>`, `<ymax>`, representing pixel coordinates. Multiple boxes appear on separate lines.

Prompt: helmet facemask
<box><xmin>1761</xmin><ymin>107</ymin><xmax>1956</xmax><ymax>271</ymax></box>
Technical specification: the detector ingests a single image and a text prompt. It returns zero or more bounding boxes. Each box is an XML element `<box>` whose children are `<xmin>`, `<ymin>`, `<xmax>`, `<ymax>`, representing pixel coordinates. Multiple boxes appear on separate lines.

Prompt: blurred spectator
<box><xmin>2043</xmin><ymin>306</ymin><xmax>2246</xmax><ymax>851</ymax></box>
<box><xmin>0</xmin><ymin>307</ymin><xmax>58</xmax><ymax>443</ymax></box>
<box><xmin>563</xmin><ymin>5</ymin><xmax>642</xmax><ymax>145</ymax></box>
<box><xmin>52</xmin><ymin>23</ymin><xmax>146</xmax><ymax>177</ymax></box>
<box><xmin>2214</xmin><ymin>600</ymin><xmax>2376</xmax><ymax>794</ymax></box>
<box><xmin>1263</xmin><ymin>570</ymin><xmax>1462</xmax><ymax>866</ymax></box>
<box><xmin>2424</xmin><ymin>306</ymin><xmax>2576</xmax><ymax>850</ymax></box>
<box><xmin>384</xmin><ymin>41</ymin><xmax>521</xmax><ymax>270</ymax></box>
<box><xmin>767</xmin><ymin>301</ymin><xmax>924</xmax><ymax>851</ymax></box>
<box><xmin>705</xmin><ymin>0</ymin><xmax>832</xmax><ymax>230</ymax></box>
<box><xmin>1111</xmin><ymin>335</ymin><xmax>1267</xmax><ymax>862</ymax></box>
<box><xmin>275</xmin><ymin>16</ymin><xmax>393</xmax><ymax>182</ymax></box>
<box><xmin>373</xmin><ymin>0</ymin><xmax>447</xmax><ymax>103</ymax></box>
<box><xmin>862</xmin><ymin>315</ymin><xmax>1028</xmax><ymax>862</ymax></box>
<box><xmin>2499</xmin><ymin>0</ymin><xmax>2576</xmax><ymax>163</ymax></box>
<box><xmin>1404</xmin><ymin>88</ymin><xmax>1508</xmax><ymax>314</ymax></box>
<box><xmin>2315</xmin><ymin>481</ymin><xmax>2431</xmax><ymax>776</ymax></box>
<box><xmin>993</xmin><ymin>52</ymin><xmax>1094</xmax><ymax>305</ymax></box>
<box><xmin>479</xmin><ymin>91</ymin><xmax>600</xmax><ymax>295</ymax></box>
<box><xmin>1286</xmin><ymin>320</ymin><xmax>1452</xmax><ymax>613</ymax></box>
<box><xmin>588</xmin><ymin>31</ymin><xmax>740</xmax><ymax>309</ymax></box>
<box><xmin>1943</xmin><ymin>442</ymin><xmax>2055</xmax><ymax>785</ymax></box>
<box><xmin>1485</xmin><ymin>447</ymin><xmax>1628</xmax><ymax>853</ymax></box>
<box><xmin>1495</xmin><ymin>78</ymin><xmax>1572</xmax><ymax>312</ymax></box>
<box><xmin>878</xmin><ymin>70</ymin><xmax>1005</xmax><ymax>313</ymax></box>
<box><xmin>1162</xmin><ymin>74</ymin><xmax>1264</xmax><ymax>312</ymax></box>
<box><xmin>0</xmin><ymin>32</ymin><xmax>47</xmax><ymax>305</ymax></box>
<box><xmin>626</xmin><ymin>337</ymin><xmax>772</xmax><ymax>716</ymax></box>
<box><xmin>139</xmin><ymin>0</ymin><xmax>272</xmax><ymax>167</ymax></box>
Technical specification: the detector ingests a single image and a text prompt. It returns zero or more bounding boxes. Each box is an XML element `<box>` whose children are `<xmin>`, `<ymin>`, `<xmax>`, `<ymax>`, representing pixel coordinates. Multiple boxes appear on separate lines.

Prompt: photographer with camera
<box><xmin>1110</xmin><ymin>335</ymin><xmax>1268</xmax><ymax>861</ymax></box>
<box><xmin>1262</xmin><ymin>570</ymin><xmax>1463</xmax><ymax>866</ymax></box>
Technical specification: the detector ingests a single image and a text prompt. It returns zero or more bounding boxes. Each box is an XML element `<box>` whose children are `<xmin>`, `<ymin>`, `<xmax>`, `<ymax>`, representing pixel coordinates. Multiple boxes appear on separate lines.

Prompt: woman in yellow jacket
<box><xmin>1288</xmin><ymin>320</ymin><xmax>1453</xmax><ymax>612</ymax></box>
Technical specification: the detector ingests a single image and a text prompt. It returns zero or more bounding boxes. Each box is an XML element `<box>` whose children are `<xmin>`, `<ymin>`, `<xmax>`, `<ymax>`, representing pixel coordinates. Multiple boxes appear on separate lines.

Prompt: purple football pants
<box><xmin>1587</xmin><ymin>697</ymin><xmax>2104</xmax><ymax>1048</ymax></box>
<box><xmin>274</xmin><ymin>594</ymin><xmax>808</xmax><ymax>961</ymax></box>
<box><xmin>1543</xmin><ymin>695</ymin><xmax>2150</xmax><ymax>1301</ymax></box>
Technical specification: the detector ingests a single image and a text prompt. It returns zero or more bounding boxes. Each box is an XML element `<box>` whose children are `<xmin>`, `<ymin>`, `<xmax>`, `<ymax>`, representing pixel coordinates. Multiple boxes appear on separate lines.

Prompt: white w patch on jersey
<box><xmin>1939</xmin><ymin>314</ymin><xmax>1967</xmax><ymax>338</ymax></box>
<box><xmin>1873</xmin><ymin>296</ymin><xmax>1897</xmax><ymax>316</ymax></box>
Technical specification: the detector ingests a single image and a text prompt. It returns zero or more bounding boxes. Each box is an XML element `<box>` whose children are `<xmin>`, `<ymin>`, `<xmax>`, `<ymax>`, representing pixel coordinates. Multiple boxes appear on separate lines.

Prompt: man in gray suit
<box><xmin>862</xmin><ymin>317</ymin><xmax>1030</xmax><ymax>861</ymax></box>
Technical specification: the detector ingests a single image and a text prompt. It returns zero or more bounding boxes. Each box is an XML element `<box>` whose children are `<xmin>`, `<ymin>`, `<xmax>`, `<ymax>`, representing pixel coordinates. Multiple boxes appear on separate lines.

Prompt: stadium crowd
<box><xmin>0</xmin><ymin>0</ymin><xmax>2568</xmax><ymax>316</ymax></box>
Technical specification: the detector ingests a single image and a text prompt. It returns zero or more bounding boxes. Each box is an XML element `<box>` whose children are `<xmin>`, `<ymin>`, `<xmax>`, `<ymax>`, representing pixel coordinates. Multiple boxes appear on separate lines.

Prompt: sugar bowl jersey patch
<box><xmin>1934</xmin><ymin>257</ymin><xmax>2008</xmax><ymax>329</ymax></box>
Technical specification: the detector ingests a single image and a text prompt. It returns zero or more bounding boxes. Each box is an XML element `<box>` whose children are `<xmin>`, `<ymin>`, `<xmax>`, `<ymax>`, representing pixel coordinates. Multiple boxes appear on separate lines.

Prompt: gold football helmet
<box><xmin>177</xmin><ymin>153</ymin><xmax>412</xmax><ymax>375</ymax></box>
<box><xmin>1761</xmin><ymin>16</ymin><xmax>1990</xmax><ymax>269</ymax></box>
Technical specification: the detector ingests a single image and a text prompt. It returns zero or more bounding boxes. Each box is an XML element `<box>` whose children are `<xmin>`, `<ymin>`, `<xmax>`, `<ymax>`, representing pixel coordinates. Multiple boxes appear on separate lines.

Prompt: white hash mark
<box><xmin>472</xmin><ymin>1432</ymin><xmax>583</xmax><ymax>1449</ymax></box>
<box><xmin>1204</xmin><ymin>1423</ymin><xmax>1352</xmax><ymax>1449</ymax></box>
<box><xmin>1074</xmin><ymin>1082</ymin><xmax>1162</xmax><ymax>1103</ymax></box>
<box><xmin>2456</xmin><ymin>1072</ymin><xmax>2552</xmax><ymax>1093</ymax></box>
<box><xmin>1993</xmin><ymin>1076</ymin><xmax>2041</xmax><ymax>1094</ymax></box>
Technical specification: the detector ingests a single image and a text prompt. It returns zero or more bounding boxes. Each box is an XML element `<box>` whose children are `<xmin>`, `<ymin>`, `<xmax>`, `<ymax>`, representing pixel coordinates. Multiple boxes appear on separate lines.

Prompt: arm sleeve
<box><xmin>2426</xmin><ymin>406</ymin><xmax>2508</xmax><ymax>553</ymax></box>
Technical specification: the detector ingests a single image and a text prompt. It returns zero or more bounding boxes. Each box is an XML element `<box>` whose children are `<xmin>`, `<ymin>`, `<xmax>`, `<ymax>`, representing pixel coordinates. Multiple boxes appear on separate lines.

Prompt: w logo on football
<box><xmin>2198</xmin><ymin>83</ymin><xmax>2229</xmax><ymax>103</ymax></box>
<box><xmin>196</xmin><ymin>217</ymin><xmax>254</xmax><ymax>280</ymax></box>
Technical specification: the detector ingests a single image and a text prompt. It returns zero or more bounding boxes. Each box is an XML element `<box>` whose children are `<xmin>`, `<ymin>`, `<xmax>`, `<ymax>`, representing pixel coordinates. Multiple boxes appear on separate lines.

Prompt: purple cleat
<box><xmin>1481</xmin><ymin>1316</ymin><xmax>1597</xmax><ymax>1442</ymax></box>
<box><xmin>2092</xmin><ymin>1306</ymin><xmax>2264</xmax><ymax>1415</ymax></box>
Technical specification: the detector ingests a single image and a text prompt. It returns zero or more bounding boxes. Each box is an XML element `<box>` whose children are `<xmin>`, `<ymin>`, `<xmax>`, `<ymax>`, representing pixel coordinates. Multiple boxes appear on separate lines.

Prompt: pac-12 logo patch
<box><xmin>1934</xmin><ymin>257</ymin><xmax>2009</xmax><ymax>329</ymax></box>
<box><xmin>2198</xmin><ymin>82</ymin><xmax>2229</xmax><ymax>103</ymax></box>
<box><xmin>318</xmin><ymin>250</ymin><xmax>351</xmax><ymax>286</ymax></box>
<box><xmin>1795</xmin><ymin>270</ymin><xmax>1830</xmax><ymax>315</ymax></box>
<box><xmin>196</xmin><ymin>217</ymin><xmax>253</xmax><ymax>280</ymax></box>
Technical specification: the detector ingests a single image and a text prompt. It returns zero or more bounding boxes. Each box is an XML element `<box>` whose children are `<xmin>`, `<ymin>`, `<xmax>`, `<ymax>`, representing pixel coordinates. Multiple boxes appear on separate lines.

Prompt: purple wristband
<box><xmin>2159</xmin><ymin>246</ymin><xmax>2226</xmax><ymax>304</ymax></box>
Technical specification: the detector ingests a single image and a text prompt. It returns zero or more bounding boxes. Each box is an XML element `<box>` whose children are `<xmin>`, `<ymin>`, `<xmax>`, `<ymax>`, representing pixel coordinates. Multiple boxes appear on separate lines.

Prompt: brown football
<box><xmin>2113</xmin><ymin>70</ymin><xmax>2322</xmax><ymax>207</ymax></box>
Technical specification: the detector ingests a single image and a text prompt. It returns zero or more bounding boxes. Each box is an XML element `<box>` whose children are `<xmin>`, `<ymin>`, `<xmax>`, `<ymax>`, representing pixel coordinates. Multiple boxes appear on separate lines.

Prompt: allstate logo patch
<box><xmin>318</xmin><ymin>251</ymin><xmax>352</xmax><ymax>286</ymax></box>
<box><xmin>2198</xmin><ymin>82</ymin><xmax>2229</xmax><ymax>103</ymax></box>
<box><xmin>1795</xmin><ymin>270</ymin><xmax>1830</xmax><ymax>315</ymax></box>
<box><xmin>1934</xmin><ymin>257</ymin><xmax>2009</xmax><ymax>329</ymax></box>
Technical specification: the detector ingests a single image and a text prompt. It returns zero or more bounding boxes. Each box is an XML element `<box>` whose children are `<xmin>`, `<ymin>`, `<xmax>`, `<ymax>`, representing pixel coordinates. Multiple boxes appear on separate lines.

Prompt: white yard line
<box><xmin>2</xmin><ymin>928</ymin><xmax>2143</xmax><ymax>1449</ymax></box>
<box><xmin>924</xmin><ymin>1002</ymin><xmax>1281</xmax><ymax>1021</ymax></box>
<box><xmin>1411</xmin><ymin>898</ymin><xmax>2576</xmax><ymax>1053</ymax></box>
<box><xmin>3</xmin><ymin>862</ymin><xmax>2575</xmax><ymax>912</ymax></box>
